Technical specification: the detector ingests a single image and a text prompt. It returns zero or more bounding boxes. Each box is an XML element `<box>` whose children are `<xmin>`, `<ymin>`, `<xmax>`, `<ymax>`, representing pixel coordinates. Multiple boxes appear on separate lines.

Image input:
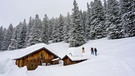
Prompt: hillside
<box><xmin>0</xmin><ymin>37</ymin><xmax>135</xmax><ymax>76</ymax></box>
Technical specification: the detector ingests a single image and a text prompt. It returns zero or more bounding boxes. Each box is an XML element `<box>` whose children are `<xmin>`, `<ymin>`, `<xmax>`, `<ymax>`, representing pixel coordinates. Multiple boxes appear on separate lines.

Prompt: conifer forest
<box><xmin>0</xmin><ymin>0</ymin><xmax>135</xmax><ymax>51</ymax></box>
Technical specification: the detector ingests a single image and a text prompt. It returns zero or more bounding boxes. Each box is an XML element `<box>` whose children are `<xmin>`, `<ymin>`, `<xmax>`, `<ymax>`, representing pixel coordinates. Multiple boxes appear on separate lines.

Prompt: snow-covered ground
<box><xmin>0</xmin><ymin>37</ymin><xmax>135</xmax><ymax>76</ymax></box>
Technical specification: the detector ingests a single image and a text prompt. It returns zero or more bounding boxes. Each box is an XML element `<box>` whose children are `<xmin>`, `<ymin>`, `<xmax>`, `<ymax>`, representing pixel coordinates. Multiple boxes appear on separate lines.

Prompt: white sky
<box><xmin>0</xmin><ymin>0</ymin><xmax>94</xmax><ymax>28</ymax></box>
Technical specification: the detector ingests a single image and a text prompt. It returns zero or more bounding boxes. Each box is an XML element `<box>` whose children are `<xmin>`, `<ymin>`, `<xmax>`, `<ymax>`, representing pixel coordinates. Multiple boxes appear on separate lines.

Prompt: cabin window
<box><xmin>40</xmin><ymin>52</ymin><xmax>44</xmax><ymax>59</ymax></box>
<box><xmin>42</xmin><ymin>63</ymin><xmax>46</xmax><ymax>66</ymax></box>
<box><xmin>47</xmin><ymin>63</ymin><xmax>50</xmax><ymax>66</ymax></box>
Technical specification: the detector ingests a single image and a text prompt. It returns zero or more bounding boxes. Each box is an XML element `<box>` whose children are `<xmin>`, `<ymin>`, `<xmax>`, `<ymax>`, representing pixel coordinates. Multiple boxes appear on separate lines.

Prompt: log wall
<box><xmin>15</xmin><ymin>48</ymin><xmax>56</xmax><ymax>70</ymax></box>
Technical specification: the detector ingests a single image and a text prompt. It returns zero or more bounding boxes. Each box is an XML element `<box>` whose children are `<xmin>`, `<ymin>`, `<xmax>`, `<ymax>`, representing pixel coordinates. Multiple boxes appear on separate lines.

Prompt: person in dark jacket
<box><xmin>91</xmin><ymin>47</ymin><xmax>94</xmax><ymax>55</ymax></box>
<box><xmin>94</xmin><ymin>48</ymin><xmax>97</xmax><ymax>56</ymax></box>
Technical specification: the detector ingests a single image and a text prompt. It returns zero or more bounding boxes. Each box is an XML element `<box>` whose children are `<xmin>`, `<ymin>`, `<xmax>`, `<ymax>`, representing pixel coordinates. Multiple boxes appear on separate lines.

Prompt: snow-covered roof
<box><xmin>13</xmin><ymin>43</ymin><xmax>90</xmax><ymax>61</ymax></box>
<box><xmin>62</xmin><ymin>48</ymin><xmax>90</xmax><ymax>61</ymax></box>
<box><xmin>62</xmin><ymin>47</ymin><xmax>90</xmax><ymax>61</ymax></box>
<box><xmin>67</xmin><ymin>48</ymin><xmax>83</xmax><ymax>57</ymax></box>
<box><xmin>13</xmin><ymin>43</ymin><xmax>59</xmax><ymax>59</ymax></box>
<box><xmin>62</xmin><ymin>53</ymin><xmax>90</xmax><ymax>61</ymax></box>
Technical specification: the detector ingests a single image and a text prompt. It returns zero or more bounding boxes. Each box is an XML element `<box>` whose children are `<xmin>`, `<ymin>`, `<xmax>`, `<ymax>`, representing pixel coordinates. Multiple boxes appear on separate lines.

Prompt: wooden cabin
<box><xmin>62</xmin><ymin>47</ymin><xmax>89</xmax><ymax>65</ymax></box>
<box><xmin>62</xmin><ymin>55</ymin><xmax>87</xmax><ymax>65</ymax></box>
<box><xmin>14</xmin><ymin>44</ymin><xmax>59</xmax><ymax>70</ymax></box>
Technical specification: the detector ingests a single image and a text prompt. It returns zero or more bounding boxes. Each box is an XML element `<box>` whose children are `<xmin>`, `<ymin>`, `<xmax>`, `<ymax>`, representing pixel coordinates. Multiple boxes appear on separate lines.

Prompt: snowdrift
<box><xmin>0</xmin><ymin>37</ymin><xmax>135</xmax><ymax>76</ymax></box>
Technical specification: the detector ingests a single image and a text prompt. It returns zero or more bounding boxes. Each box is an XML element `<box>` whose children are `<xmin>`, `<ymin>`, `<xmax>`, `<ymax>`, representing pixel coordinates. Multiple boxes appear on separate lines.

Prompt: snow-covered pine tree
<box><xmin>48</xmin><ymin>18</ymin><xmax>55</xmax><ymax>41</ymax></box>
<box><xmin>90</xmin><ymin>0</ymin><xmax>105</xmax><ymax>39</ymax></box>
<box><xmin>27</xmin><ymin>14</ymin><xmax>42</xmax><ymax>46</ymax></box>
<box><xmin>25</xmin><ymin>17</ymin><xmax>34</xmax><ymax>47</ymax></box>
<box><xmin>0</xmin><ymin>26</ymin><xmax>4</xmax><ymax>50</ymax></box>
<box><xmin>52</xmin><ymin>15</ymin><xmax>65</xmax><ymax>42</ymax></box>
<box><xmin>120</xmin><ymin>0</ymin><xmax>131</xmax><ymax>15</ymax></box>
<box><xmin>42</xmin><ymin>14</ymin><xmax>49</xmax><ymax>44</ymax></box>
<box><xmin>86</xmin><ymin>3</ymin><xmax>92</xmax><ymax>40</ymax></box>
<box><xmin>80</xmin><ymin>10</ymin><xmax>87</xmax><ymax>40</ymax></box>
<box><xmin>120</xmin><ymin>0</ymin><xmax>135</xmax><ymax>37</ymax></box>
<box><xmin>64</xmin><ymin>12</ymin><xmax>71</xmax><ymax>43</ymax></box>
<box><xmin>1</xmin><ymin>24</ymin><xmax>14</xmax><ymax>50</ymax></box>
<box><xmin>103</xmin><ymin>0</ymin><xmax>108</xmax><ymax>29</ymax></box>
<box><xmin>52</xmin><ymin>18</ymin><xmax>59</xmax><ymax>42</ymax></box>
<box><xmin>57</xmin><ymin>14</ymin><xmax>65</xmax><ymax>42</ymax></box>
<box><xmin>17</xmin><ymin>20</ymin><xmax>27</xmax><ymax>49</ymax></box>
<box><xmin>103</xmin><ymin>0</ymin><xmax>107</xmax><ymax>20</ymax></box>
<box><xmin>69</xmin><ymin>0</ymin><xmax>85</xmax><ymax>47</ymax></box>
<box><xmin>106</xmin><ymin>0</ymin><xmax>124</xmax><ymax>39</ymax></box>
<box><xmin>8</xmin><ymin>38</ymin><xmax>17</xmax><ymax>50</ymax></box>
<box><xmin>8</xmin><ymin>23</ymin><xmax>22</xmax><ymax>50</ymax></box>
<box><xmin>88</xmin><ymin>1</ymin><xmax>95</xmax><ymax>40</ymax></box>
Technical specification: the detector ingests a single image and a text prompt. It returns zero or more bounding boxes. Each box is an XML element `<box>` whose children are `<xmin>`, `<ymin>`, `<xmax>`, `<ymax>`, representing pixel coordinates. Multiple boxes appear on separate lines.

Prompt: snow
<box><xmin>67</xmin><ymin>47</ymin><xmax>83</xmax><ymax>57</ymax></box>
<box><xmin>0</xmin><ymin>37</ymin><xmax>135</xmax><ymax>76</ymax></box>
<box><xmin>63</xmin><ymin>53</ymin><xmax>91</xmax><ymax>61</ymax></box>
<box><xmin>12</xmin><ymin>43</ymin><xmax>59</xmax><ymax>59</ymax></box>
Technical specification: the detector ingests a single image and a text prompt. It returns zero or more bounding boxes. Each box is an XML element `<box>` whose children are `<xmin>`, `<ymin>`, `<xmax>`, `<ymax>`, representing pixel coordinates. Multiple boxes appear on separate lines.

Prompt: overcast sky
<box><xmin>0</xmin><ymin>0</ymin><xmax>94</xmax><ymax>28</ymax></box>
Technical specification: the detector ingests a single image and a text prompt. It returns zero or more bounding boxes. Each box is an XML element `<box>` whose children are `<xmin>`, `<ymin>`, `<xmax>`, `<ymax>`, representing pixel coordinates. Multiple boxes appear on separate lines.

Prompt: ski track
<box><xmin>106</xmin><ymin>56</ymin><xmax>135</xmax><ymax>76</ymax></box>
<box><xmin>119</xmin><ymin>60</ymin><xmax>135</xmax><ymax>76</ymax></box>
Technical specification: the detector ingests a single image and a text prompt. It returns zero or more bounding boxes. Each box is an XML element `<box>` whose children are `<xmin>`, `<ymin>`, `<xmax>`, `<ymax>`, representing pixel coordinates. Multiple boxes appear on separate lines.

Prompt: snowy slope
<box><xmin>0</xmin><ymin>37</ymin><xmax>135</xmax><ymax>76</ymax></box>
